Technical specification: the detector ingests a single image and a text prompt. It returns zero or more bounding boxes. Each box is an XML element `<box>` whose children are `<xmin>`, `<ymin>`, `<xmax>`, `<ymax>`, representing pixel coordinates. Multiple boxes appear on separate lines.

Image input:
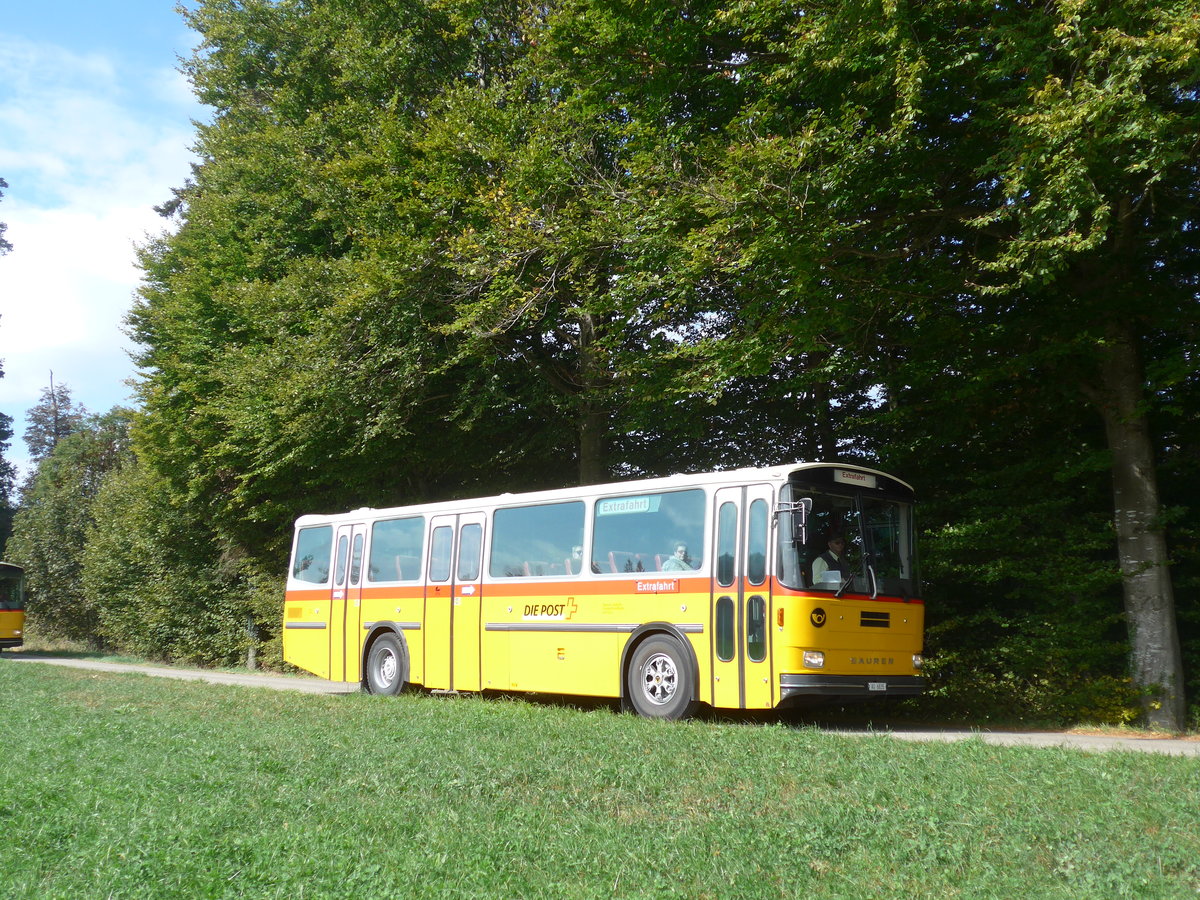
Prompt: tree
<box><xmin>0</xmin><ymin>404</ymin><xmax>15</xmax><ymax>555</ymax></box>
<box><xmin>0</xmin><ymin>176</ymin><xmax>16</xmax><ymax>550</ymax></box>
<box><xmin>131</xmin><ymin>0</ymin><xmax>608</xmax><ymax>565</ymax></box>
<box><xmin>663</xmin><ymin>0</ymin><xmax>1197</xmax><ymax>727</ymax></box>
<box><xmin>7</xmin><ymin>410</ymin><xmax>132</xmax><ymax>644</ymax></box>
<box><xmin>133</xmin><ymin>0</ymin><xmax>775</xmax><ymax>527</ymax></box>
<box><xmin>22</xmin><ymin>376</ymin><xmax>88</xmax><ymax>466</ymax></box>
<box><xmin>0</xmin><ymin>176</ymin><xmax>12</xmax><ymax>256</ymax></box>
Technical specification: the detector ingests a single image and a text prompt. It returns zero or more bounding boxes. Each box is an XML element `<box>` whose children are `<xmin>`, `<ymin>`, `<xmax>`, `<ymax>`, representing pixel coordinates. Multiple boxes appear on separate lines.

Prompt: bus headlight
<box><xmin>803</xmin><ymin>651</ymin><xmax>825</xmax><ymax>669</ymax></box>
<box><xmin>913</xmin><ymin>654</ymin><xmax>924</xmax><ymax>670</ymax></box>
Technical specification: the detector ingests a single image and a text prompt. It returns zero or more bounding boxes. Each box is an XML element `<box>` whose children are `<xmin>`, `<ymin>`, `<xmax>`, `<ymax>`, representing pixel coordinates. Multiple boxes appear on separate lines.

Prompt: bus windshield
<box><xmin>778</xmin><ymin>479</ymin><xmax>918</xmax><ymax>598</ymax></box>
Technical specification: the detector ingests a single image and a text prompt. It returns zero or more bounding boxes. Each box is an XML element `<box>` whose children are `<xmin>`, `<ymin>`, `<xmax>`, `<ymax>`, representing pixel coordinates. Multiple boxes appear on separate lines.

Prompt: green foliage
<box><xmin>917</xmin><ymin>612</ymin><xmax>1140</xmax><ymax>726</ymax></box>
<box><xmin>83</xmin><ymin>462</ymin><xmax>260</xmax><ymax>666</ymax></box>
<box><xmin>7</xmin><ymin>410</ymin><xmax>133</xmax><ymax>645</ymax></box>
<box><xmin>132</xmin><ymin>0</ymin><xmax>590</xmax><ymax>558</ymax></box>
<box><xmin>8</xmin><ymin>402</ymin><xmax>280</xmax><ymax>666</ymax></box>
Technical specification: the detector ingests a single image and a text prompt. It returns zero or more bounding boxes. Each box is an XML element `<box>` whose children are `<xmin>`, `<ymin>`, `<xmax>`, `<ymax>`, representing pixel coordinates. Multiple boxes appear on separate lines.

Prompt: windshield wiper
<box><xmin>834</xmin><ymin>566</ymin><xmax>878</xmax><ymax>599</ymax></box>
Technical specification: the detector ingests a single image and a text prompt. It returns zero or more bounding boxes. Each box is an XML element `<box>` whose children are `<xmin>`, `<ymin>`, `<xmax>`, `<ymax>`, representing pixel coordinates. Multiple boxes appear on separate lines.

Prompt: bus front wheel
<box><xmin>365</xmin><ymin>633</ymin><xmax>407</xmax><ymax>696</ymax></box>
<box><xmin>626</xmin><ymin>635</ymin><xmax>696</xmax><ymax>720</ymax></box>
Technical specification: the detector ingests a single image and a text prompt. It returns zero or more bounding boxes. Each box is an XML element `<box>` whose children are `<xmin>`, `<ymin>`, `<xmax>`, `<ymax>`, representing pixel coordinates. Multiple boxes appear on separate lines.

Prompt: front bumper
<box><xmin>780</xmin><ymin>673</ymin><xmax>924</xmax><ymax>701</ymax></box>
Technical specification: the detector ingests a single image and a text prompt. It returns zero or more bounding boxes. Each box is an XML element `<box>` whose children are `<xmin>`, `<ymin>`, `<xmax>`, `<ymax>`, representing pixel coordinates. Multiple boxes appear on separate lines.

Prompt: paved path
<box><xmin>829</xmin><ymin>725</ymin><xmax>1200</xmax><ymax>757</ymax></box>
<box><xmin>6</xmin><ymin>654</ymin><xmax>359</xmax><ymax>694</ymax></box>
<box><xmin>8</xmin><ymin>654</ymin><xmax>1198</xmax><ymax>756</ymax></box>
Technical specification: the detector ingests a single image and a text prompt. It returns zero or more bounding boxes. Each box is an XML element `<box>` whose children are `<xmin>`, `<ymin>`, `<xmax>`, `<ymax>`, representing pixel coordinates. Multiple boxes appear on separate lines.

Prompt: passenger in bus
<box><xmin>661</xmin><ymin>543</ymin><xmax>694</xmax><ymax>571</ymax></box>
<box><xmin>811</xmin><ymin>534</ymin><xmax>849</xmax><ymax>585</ymax></box>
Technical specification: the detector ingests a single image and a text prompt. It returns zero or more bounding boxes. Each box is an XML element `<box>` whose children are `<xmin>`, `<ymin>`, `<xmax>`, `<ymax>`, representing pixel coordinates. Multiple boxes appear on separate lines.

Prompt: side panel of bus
<box><xmin>360</xmin><ymin>585</ymin><xmax>425</xmax><ymax>684</ymax></box>
<box><xmin>480</xmin><ymin>581</ymin><xmax>709</xmax><ymax>698</ymax></box>
<box><xmin>284</xmin><ymin>587</ymin><xmax>333</xmax><ymax>678</ymax></box>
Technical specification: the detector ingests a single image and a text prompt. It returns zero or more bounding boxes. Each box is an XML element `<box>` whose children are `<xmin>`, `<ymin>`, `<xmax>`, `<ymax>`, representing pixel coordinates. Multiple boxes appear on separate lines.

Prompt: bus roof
<box><xmin>293</xmin><ymin>462</ymin><xmax>914</xmax><ymax>528</ymax></box>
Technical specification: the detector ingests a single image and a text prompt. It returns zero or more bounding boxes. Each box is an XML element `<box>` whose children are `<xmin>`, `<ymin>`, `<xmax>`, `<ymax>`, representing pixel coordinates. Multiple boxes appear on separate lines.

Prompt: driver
<box><xmin>811</xmin><ymin>534</ymin><xmax>849</xmax><ymax>584</ymax></box>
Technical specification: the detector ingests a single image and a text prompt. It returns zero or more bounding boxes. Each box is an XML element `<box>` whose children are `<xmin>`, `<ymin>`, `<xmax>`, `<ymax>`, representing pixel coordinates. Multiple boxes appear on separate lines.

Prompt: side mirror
<box><xmin>792</xmin><ymin>497</ymin><xmax>812</xmax><ymax>546</ymax></box>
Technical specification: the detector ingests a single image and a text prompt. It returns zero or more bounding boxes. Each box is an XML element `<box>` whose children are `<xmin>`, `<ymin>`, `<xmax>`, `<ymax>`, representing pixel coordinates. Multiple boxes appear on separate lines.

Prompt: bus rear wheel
<box><xmin>365</xmin><ymin>633</ymin><xmax>407</xmax><ymax>696</ymax></box>
<box><xmin>626</xmin><ymin>635</ymin><xmax>696</xmax><ymax>720</ymax></box>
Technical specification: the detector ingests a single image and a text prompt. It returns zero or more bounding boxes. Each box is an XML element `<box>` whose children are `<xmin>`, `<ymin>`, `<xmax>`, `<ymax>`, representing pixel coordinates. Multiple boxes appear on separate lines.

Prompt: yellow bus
<box><xmin>0</xmin><ymin>562</ymin><xmax>25</xmax><ymax>651</ymax></box>
<box><xmin>283</xmin><ymin>463</ymin><xmax>924</xmax><ymax>719</ymax></box>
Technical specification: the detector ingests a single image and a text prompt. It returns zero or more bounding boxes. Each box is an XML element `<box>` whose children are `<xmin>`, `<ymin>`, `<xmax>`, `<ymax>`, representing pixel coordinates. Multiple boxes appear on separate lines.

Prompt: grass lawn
<box><xmin>2</xmin><ymin>660</ymin><xmax>1197</xmax><ymax>899</ymax></box>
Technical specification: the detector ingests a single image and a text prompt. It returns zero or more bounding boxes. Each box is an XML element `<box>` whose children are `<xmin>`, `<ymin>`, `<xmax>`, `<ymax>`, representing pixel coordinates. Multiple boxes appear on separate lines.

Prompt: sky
<box><xmin>0</xmin><ymin>1</ymin><xmax>205</xmax><ymax>476</ymax></box>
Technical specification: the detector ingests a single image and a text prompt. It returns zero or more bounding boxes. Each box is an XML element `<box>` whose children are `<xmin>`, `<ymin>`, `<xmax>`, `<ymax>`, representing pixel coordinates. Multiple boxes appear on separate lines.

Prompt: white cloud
<box><xmin>0</xmin><ymin>33</ymin><xmax>203</xmax><ymax>472</ymax></box>
<box><xmin>147</xmin><ymin>64</ymin><xmax>201</xmax><ymax>112</ymax></box>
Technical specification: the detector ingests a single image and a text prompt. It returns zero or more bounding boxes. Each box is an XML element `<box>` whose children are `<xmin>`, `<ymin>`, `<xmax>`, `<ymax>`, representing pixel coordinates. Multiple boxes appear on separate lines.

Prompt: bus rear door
<box><xmin>711</xmin><ymin>485</ymin><xmax>774</xmax><ymax>709</ymax></box>
<box><xmin>329</xmin><ymin>522</ymin><xmax>367</xmax><ymax>683</ymax></box>
<box><xmin>424</xmin><ymin>512</ymin><xmax>485</xmax><ymax>692</ymax></box>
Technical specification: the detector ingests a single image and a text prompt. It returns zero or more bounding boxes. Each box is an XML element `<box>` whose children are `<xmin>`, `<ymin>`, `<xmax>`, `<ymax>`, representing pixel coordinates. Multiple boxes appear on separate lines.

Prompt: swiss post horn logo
<box><xmin>811</xmin><ymin>608</ymin><xmax>827</xmax><ymax>628</ymax></box>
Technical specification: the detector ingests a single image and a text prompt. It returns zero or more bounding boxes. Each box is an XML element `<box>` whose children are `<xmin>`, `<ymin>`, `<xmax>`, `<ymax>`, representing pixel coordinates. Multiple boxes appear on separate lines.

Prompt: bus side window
<box><xmin>350</xmin><ymin>533</ymin><xmax>364</xmax><ymax>586</ymax></box>
<box><xmin>457</xmin><ymin>523</ymin><xmax>483</xmax><ymax>582</ymax></box>
<box><xmin>334</xmin><ymin>534</ymin><xmax>350</xmax><ymax>587</ymax></box>
<box><xmin>490</xmin><ymin>502</ymin><xmax>585</xmax><ymax>578</ymax></box>
<box><xmin>716</xmin><ymin>501</ymin><xmax>737</xmax><ymax>587</ymax></box>
<box><xmin>368</xmin><ymin>517</ymin><xmax>425</xmax><ymax>583</ymax></box>
<box><xmin>748</xmin><ymin>498</ymin><xmax>768</xmax><ymax>585</ymax></box>
<box><xmin>747</xmin><ymin>595</ymin><xmax>767</xmax><ymax>661</ymax></box>
<box><xmin>591</xmin><ymin>489</ymin><xmax>706</xmax><ymax>575</ymax></box>
<box><xmin>430</xmin><ymin>527</ymin><xmax>453</xmax><ymax>583</ymax></box>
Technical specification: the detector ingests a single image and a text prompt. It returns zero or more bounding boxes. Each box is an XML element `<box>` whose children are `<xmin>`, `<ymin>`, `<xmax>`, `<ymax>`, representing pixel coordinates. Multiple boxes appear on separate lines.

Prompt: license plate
<box><xmin>868</xmin><ymin>682</ymin><xmax>887</xmax><ymax>692</ymax></box>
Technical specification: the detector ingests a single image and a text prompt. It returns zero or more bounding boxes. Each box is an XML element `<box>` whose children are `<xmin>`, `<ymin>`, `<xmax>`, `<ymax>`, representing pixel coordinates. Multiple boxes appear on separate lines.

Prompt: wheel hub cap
<box><xmin>642</xmin><ymin>652</ymin><xmax>678</xmax><ymax>705</ymax></box>
<box><xmin>380</xmin><ymin>649</ymin><xmax>397</xmax><ymax>685</ymax></box>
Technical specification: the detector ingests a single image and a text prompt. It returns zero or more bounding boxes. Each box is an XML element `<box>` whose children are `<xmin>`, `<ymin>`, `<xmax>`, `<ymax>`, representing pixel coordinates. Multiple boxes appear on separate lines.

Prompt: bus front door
<box><xmin>710</xmin><ymin>485</ymin><xmax>774</xmax><ymax>710</ymax></box>
<box><xmin>424</xmin><ymin>512</ymin><xmax>485</xmax><ymax>692</ymax></box>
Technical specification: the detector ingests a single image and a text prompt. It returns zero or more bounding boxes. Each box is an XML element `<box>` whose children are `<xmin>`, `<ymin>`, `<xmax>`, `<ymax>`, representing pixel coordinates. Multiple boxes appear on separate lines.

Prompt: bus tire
<box><xmin>365</xmin><ymin>633</ymin><xmax>407</xmax><ymax>696</ymax></box>
<box><xmin>626</xmin><ymin>635</ymin><xmax>696</xmax><ymax>720</ymax></box>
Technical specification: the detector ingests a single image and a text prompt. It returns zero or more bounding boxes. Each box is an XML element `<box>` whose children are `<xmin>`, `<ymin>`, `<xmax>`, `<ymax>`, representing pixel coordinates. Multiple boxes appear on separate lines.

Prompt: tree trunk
<box><xmin>575</xmin><ymin>310</ymin><xmax>609</xmax><ymax>485</ymax></box>
<box><xmin>813</xmin><ymin>380</ymin><xmax>837</xmax><ymax>461</ymax></box>
<box><xmin>578</xmin><ymin>405</ymin><xmax>608</xmax><ymax>485</ymax></box>
<box><xmin>246</xmin><ymin>616</ymin><xmax>259</xmax><ymax>670</ymax></box>
<box><xmin>1092</xmin><ymin>321</ymin><xmax>1185</xmax><ymax>730</ymax></box>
